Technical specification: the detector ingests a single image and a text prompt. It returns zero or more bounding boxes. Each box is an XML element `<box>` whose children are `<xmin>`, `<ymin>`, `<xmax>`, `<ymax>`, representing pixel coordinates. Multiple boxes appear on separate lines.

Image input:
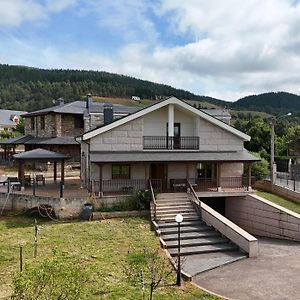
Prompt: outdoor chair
<box><xmin>24</xmin><ymin>175</ymin><xmax>31</xmax><ymax>186</ymax></box>
<box><xmin>36</xmin><ymin>174</ymin><xmax>45</xmax><ymax>185</ymax></box>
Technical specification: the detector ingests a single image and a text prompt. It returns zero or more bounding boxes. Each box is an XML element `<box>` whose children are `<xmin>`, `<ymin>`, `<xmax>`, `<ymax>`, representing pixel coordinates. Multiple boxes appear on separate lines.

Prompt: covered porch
<box><xmin>88</xmin><ymin>151</ymin><xmax>258</xmax><ymax>196</ymax></box>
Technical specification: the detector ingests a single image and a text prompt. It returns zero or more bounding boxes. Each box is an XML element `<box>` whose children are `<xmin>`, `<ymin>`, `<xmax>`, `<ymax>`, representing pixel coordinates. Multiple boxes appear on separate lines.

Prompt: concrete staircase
<box><xmin>155</xmin><ymin>193</ymin><xmax>247</xmax><ymax>275</ymax></box>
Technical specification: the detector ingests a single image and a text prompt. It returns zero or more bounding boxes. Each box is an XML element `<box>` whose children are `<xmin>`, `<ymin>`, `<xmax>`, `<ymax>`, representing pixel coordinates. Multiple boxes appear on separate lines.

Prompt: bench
<box><xmin>36</xmin><ymin>174</ymin><xmax>45</xmax><ymax>185</ymax></box>
<box><xmin>6</xmin><ymin>177</ymin><xmax>21</xmax><ymax>191</ymax></box>
<box><xmin>170</xmin><ymin>179</ymin><xmax>187</xmax><ymax>191</ymax></box>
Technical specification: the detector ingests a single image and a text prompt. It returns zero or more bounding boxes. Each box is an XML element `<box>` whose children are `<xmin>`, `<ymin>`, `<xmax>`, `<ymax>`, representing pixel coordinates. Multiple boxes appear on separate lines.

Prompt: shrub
<box><xmin>11</xmin><ymin>252</ymin><xmax>90</xmax><ymax>300</ymax></box>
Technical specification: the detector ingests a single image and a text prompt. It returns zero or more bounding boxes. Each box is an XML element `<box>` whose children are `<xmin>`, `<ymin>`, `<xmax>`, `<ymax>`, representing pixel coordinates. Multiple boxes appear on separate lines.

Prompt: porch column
<box><xmin>247</xmin><ymin>163</ymin><xmax>252</xmax><ymax>191</ymax></box>
<box><xmin>53</xmin><ymin>161</ymin><xmax>57</xmax><ymax>183</ymax></box>
<box><xmin>168</xmin><ymin>103</ymin><xmax>174</xmax><ymax>138</ymax></box>
<box><xmin>217</xmin><ymin>163</ymin><xmax>222</xmax><ymax>192</ymax></box>
<box><xmin>18</xmin><ymin>160</ymin><xmax>25</xmax><ymax>189</ymax></box>
<box><xmin>60</xmin><ymin>160</ymin><xmax>65</xmax><ymax>198</ymax></box>
<box><xmin>99</xmin><ymin>164</ymin><xmax>103</xmax><ymax>198</ymax></box>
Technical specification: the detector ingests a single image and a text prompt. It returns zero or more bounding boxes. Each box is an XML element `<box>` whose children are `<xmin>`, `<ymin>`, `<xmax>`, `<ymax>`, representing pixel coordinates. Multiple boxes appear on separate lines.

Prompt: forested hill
<box><xmin>0</xmin><ymin>64</ymin><xmax>225</xmax><ymax>112</ymax></box>
<box><xmin>233</xmin><ymin>92</ymin><xmax>300</xmax><ymax>114</ymax></box>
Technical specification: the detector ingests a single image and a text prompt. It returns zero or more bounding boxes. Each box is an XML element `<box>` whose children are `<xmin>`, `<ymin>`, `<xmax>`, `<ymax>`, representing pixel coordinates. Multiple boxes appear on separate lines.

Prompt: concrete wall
<box><xmin>226</xmin><ymin>194</ymin><xmax>300</xmax><ymax>241</ymax></box>
<box><xmin>255</xmin><ymin>180</ymin><xmax>300</xmax><ymax>204</ymax></box>
<box><xmin>201</xmin><ymin>202</ymin><xmax>258</xmax><ymax>257</ymax></box>
<box><xmin>90</xmin><ymin>117</ymin><xmax>144</xmax><ymax>152</ymax></box>
<box><xmin>0</xmin><ymin>193</ymin><xmax>86</xmax><ymax>219</ymax></box>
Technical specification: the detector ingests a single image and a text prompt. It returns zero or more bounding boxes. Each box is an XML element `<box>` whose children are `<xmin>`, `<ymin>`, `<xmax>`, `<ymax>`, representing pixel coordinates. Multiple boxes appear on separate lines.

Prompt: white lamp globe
<box><xmin>175</xmin><ymin>214</ymin><xmax>183</xmax><ymax>223</ymax></box>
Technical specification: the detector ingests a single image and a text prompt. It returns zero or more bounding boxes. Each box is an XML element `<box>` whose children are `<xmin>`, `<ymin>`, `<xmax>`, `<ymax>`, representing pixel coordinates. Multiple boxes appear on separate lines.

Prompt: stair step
<box><xmin>159</xmin><ymin>224</ymin><xmax>213</xmax><ymax>234</ymax></box>
<box><xmin>168</xmin><ymin>243</ymin><xmax>238</xmax><ymax>256</ymax></box>
<box><xmin>165</xmin><ymin>237</ymin><xmax>229</xmax><ymax>248</ymax></box>
<box><xmin>156</xmin><ymin>207</ymin><xmax>194</xmax><ymax>213</ymax></box>
<box><xmin>156</xmin><ymin>203</ymin><xmax>193</xmax><ymax>209</ymax></box>
<box><xmin>158</xmin><ymin>220</ymin><xmax>204</xmax><ymax>228</ymax></box>
<box><xmin>162</xmin><ymin>230</ymin><xmax>220</xmax><ymax>241</ymax></box>
<box><xmin>157</xmin><ymin>216</ymin><xmax>200</xmax><ymax>222</ymax></box>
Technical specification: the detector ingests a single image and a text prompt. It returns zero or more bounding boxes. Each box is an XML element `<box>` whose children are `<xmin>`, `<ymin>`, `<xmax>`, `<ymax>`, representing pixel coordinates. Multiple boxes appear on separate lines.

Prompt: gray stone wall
<box><xmin>90</xmin><ymin>117</ymin><xmax>144</xmax><ymax>152</ymax></box>
<box><xmin>0</xmin><ymin>192</ymin><xmax>86</xmax><ymax>219</ymax></box>
<box><xmin>198</xmin><ymin>118</ymin><xmax>243</xmax><ymax>151</ymax></box>
<box><xmin>226</xmin><ymin>194</ymin><xmax>300</xmax><ymax>241</ymax></box>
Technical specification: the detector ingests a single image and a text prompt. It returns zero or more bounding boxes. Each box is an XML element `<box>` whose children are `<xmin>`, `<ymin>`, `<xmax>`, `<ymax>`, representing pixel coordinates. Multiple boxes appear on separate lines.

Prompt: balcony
<box><xmin>143</xmin><ymin>136</ymin><xmax>199</xmax><ymax>150</ymax></box>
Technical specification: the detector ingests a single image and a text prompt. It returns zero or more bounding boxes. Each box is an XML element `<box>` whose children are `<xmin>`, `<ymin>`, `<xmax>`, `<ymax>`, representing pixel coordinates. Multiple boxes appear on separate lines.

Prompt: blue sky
<box><xmin>1</xmin><ymin>0</ymin><xmax>300</xmax><ymax>101</ymax></box>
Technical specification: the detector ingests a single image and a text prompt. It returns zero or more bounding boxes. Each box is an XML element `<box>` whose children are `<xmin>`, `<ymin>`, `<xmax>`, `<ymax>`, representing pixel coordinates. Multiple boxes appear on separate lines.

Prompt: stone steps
<box><xmin>154</xmin><ymin>192</ymin><xmax>247</xmax><ymax>275</ymax></box>
<box><xmin>168</xmin><ymin>243</ymin><xmax>238</xmax><ymax>256</ymax></box>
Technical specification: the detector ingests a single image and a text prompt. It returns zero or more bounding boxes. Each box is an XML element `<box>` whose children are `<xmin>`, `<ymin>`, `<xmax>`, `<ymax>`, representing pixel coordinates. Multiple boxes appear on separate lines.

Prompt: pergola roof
<box><xmin>13</xmin><ymin>148</ymin><xmax>69</xmax><ymax>160</ymax></box>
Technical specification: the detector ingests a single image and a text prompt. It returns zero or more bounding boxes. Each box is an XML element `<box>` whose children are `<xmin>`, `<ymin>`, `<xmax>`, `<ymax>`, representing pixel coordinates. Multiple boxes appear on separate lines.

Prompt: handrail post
<box><xmin>149</xmin><ymin>179</ymin><xmax>157</xmax><ymax>221</ymax></box>
<box><xmin>187</xmin><ymin>179</ymin><xmax>202</xmax><ymax>220</ymax></box>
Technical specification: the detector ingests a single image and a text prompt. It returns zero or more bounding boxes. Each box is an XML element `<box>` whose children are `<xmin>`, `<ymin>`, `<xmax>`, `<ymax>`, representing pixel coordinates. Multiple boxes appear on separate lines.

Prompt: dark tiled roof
<box><xmin>0</xmin><ymin>109</ymin><xmax>27</xmax><ymax>126</ymax></box>
<box><xmin>22</xmin><ymin>101</ymin><xmax>140</xmax><ymax>117</ymax></box>
<box><xmin>90</xmin><ymin>150</ymin><xmax>259</xmax><ymax>163</ymax></box>
<box><xmin>13</xmin><ymin>148</ymin><xmax>69</xmax><ymax>160</ymax></box>
<box><xmin>0</xmin><ymin>135</ymin><xmax>77</xmax><ymax>145</ymax></box>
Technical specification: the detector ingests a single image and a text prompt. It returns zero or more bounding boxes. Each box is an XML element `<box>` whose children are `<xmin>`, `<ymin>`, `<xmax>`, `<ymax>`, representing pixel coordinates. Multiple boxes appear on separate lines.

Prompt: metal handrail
<box><xmin>149</xmin><ymin>179</ymin><xmax>157</xmax><ymax>221</ymax></box>
<box><xmin>187</xmin><ymin>179</ymin><xmax>201</xmax><ymax>219</ymax></box>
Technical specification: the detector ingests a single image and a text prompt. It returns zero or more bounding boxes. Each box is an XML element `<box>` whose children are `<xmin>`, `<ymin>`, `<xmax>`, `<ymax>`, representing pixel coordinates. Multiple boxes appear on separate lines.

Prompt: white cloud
<box><xmin>0</xmin><ymin>0</ymin><xmax>78</xmax><ymax>27</ymax></box>
<box><xmin>2</xmin><ymin>0</ymin><xmax>300</xmax><ymax>101</ymax></box>
<box><xmin>0</xmin><ymin>0</ymin><xmax>46</xmax><ymax>27</ymax></box>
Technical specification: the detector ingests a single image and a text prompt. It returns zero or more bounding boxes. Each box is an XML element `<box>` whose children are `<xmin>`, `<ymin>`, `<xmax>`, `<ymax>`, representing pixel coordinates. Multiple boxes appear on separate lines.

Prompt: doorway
<box><xmin>150</xmin><ymin>163</ymin><xmax>167</xmax><ymax>190</ymax></box>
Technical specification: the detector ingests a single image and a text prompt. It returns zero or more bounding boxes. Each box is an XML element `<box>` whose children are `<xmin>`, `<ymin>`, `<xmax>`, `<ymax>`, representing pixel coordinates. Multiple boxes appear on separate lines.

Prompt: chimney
<box><xmin>54</xmin><ymin>98</ymin><xmax>64</xmax><ymax>106</ymax></box>
<box><xmin>86</xmin><ymin>94</ymin><xmax>93</xmax><ymax>110</ymax></box>
<box><xmin>103</xmin><ymin>102</ymin><xmax>113</xmax><ymax>125</ymax></box>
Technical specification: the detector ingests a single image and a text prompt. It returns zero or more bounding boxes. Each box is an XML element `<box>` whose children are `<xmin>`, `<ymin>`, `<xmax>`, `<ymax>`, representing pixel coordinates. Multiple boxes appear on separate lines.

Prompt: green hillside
<box><xmin>0</xmin><ymin>64</ymin><xmax>226</xmax><ymax>111</ymax></box>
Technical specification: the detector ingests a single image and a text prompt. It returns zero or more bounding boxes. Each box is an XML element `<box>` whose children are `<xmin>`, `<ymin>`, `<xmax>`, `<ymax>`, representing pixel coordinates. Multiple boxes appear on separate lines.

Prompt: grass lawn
<box><xmin>0</xmin><ymin>216</ymin><xmax>220</xmax><ymax>300</ymax></box>
<box><xmin>256</xmin><ymin>190</ymin><xmax>300</xmax><ymax>214</ymax></box>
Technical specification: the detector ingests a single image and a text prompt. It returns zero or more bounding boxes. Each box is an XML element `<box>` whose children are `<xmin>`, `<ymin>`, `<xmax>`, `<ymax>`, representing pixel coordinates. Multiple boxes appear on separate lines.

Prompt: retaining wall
<box><xmin>226</xmin><ymin>194</ymin><xmax>300</xmax><ymax>241</ymax></box>
<box><xmin>255</xmin><ymin>180</ymin><xmax>300</xmax><ymax>204</ymax></box>
<box><xmin>201</xmin><ymin>202</ymin><xmax>258</xmax><ymax>257</ymax></box>
<box><xmin>0</xmin><ymin>193</ymin><xmax>85</xmax><ymax>219</ymax></box>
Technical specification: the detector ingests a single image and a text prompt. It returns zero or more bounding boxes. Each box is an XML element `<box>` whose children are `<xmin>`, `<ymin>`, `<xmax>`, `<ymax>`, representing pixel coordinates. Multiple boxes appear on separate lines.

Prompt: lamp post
<box><xmin>270</xmin><ymin>113</ymin><xmax>291</xmax><ymax>191</ymax></box>
<box><xmin>175</xmin><ymin>213</ymin><xmax>183</xmax><ymax>286</ymax></box>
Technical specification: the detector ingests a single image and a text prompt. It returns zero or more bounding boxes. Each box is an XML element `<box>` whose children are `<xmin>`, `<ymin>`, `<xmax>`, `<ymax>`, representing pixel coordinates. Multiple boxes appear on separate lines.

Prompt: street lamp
<box><xmin>270</xmin><ymin>113</ymin><xmax>292</xmax><ymax>191</ymax></box>
<box><xmin>175</xmin><ymin>213</ymin><xmax>183</xmax><ymax>286</ymax></box>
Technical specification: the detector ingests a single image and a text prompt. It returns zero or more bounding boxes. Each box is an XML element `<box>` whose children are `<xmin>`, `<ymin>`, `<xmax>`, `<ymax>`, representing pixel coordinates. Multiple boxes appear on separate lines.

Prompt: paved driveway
<box><xmin>193</xmin><ymin>238</ymin><xmax>300</xmax><ymax>300</ymax></box>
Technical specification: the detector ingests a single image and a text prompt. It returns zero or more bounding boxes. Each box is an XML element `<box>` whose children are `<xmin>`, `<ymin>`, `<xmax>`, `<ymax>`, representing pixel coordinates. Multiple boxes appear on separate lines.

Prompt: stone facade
<box><xmin>25</xmin><ymin>113</ymin><xmax>84</xmax><ymax>138</ymax></box>
<box><xmin>90</xmin><ymin>117</ymin><xmax>144</xmax><ymax>152</ymax></box>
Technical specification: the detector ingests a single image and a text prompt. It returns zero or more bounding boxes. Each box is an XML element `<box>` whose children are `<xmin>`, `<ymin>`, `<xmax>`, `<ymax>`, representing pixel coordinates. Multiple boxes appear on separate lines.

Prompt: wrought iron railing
<box><xmin>92</xmin><ymin>179</ymin><xmax>162</xmax><ymax>195</ymax></box>
<box><xmin>143</xmin><ymin>136</ymin><xmax>199</xmax><ymax>150</ymax></box>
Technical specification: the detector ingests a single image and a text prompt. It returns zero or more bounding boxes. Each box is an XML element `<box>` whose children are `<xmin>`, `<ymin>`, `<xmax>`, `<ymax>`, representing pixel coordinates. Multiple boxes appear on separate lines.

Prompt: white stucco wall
<box><xmin>143</xmin><ymin>106</ymin><xmax>197</xmax><ymax>136</ymax></box>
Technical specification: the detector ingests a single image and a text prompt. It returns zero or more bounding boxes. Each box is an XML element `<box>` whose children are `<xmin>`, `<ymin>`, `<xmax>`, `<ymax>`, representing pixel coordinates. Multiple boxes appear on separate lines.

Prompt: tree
<box><xmin>16</xmin><ymin>117</ymin><xmax>25</xmax><ymax>134</ymax></box>
<box><xmin>249</xmin><ymin>152</ymin><xmax>269</xmax><ymax>181</ymax></box>
<box><xmin>11</xmin><ymin>253</ymin><xmax>90</xmax><ymax>300</ymax></box>
<box><xmin>124</xmin><ymin>248</ymin><xmax>174</xmax><ymax>300</ymax></box>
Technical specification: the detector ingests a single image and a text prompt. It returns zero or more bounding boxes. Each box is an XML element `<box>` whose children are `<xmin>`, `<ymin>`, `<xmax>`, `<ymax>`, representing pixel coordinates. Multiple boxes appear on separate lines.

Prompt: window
<box><xmin>74</xmin><ymin>115</ymin><xmax>84</xmax><ymax>128</ymax></box>
<box><xmin>40</xmin><ymin>116</ymin><xmax>45</xmax><ymax>130</ymax></box>
<box><xmin>112</xmin><ymin>164</ymin><xmax>130</xmax><ymax>179</ymax></box>
<box><xmin>31</xmin><ymin>117</ymin><xmax>35</xmax><ymax>130</ymax></box>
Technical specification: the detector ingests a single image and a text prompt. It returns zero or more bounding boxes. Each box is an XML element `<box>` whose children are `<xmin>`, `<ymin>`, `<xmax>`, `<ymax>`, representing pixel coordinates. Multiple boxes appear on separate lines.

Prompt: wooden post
<box><xmin>53</xmin><ymin>161</ymin><xmax>57</xmax><ymax>182</ymax></box>
<box><xmin>99</xmin><ymin>164</ymin><xmax>103</xmax><ymax>197</ymax></box>
<box><xmin>217</xmin><ymin>163</ymin><xmax>222</xmax><ymax>191</ymax></box>
<box><xmin>61</xmin><ymin>160</ymin><xmax>65</xmax><ymax>184</ymax></box>
<box><xmin>18</xmin><ymin>161</ymin><xmax>25</xmax><ymax>189</ymax></box>
<box><xmin>248</xmin><ymin>163</ymin><xmax>252</xmax><ymax>191</ymax></box>
<box><xmin>19</xmin><ymin>246</ymin><xmax>23</xmax><ymax>272</ymax></box>
<box><xmin>34</xmin><ymin>219</ymin><xmax>39</xmax><ymax>258</ymax></box>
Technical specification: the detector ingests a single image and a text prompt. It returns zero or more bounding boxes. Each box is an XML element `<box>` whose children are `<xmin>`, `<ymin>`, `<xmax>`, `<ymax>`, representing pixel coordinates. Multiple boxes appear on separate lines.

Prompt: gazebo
<box><xmin>13</xmin><ymin>148</ymin><xmax>69</xmax><ymax>192</ymax></box>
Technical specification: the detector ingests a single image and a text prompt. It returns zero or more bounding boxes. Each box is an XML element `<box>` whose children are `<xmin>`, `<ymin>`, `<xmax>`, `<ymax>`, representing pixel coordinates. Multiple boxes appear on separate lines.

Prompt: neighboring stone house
<box><xmin>0</xmin><ymin>96</ymin><xmax>139</xmax><ymax>163</ymax></box>
<box><xmin>0</xmin><ymin>109</ymin><xmax>26</xmax><ymax>131</ymax></box>
<box><xmin>77</xmin><ymin>97</ymin><xmax>258</xmax><ymax>196</ymax></box>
